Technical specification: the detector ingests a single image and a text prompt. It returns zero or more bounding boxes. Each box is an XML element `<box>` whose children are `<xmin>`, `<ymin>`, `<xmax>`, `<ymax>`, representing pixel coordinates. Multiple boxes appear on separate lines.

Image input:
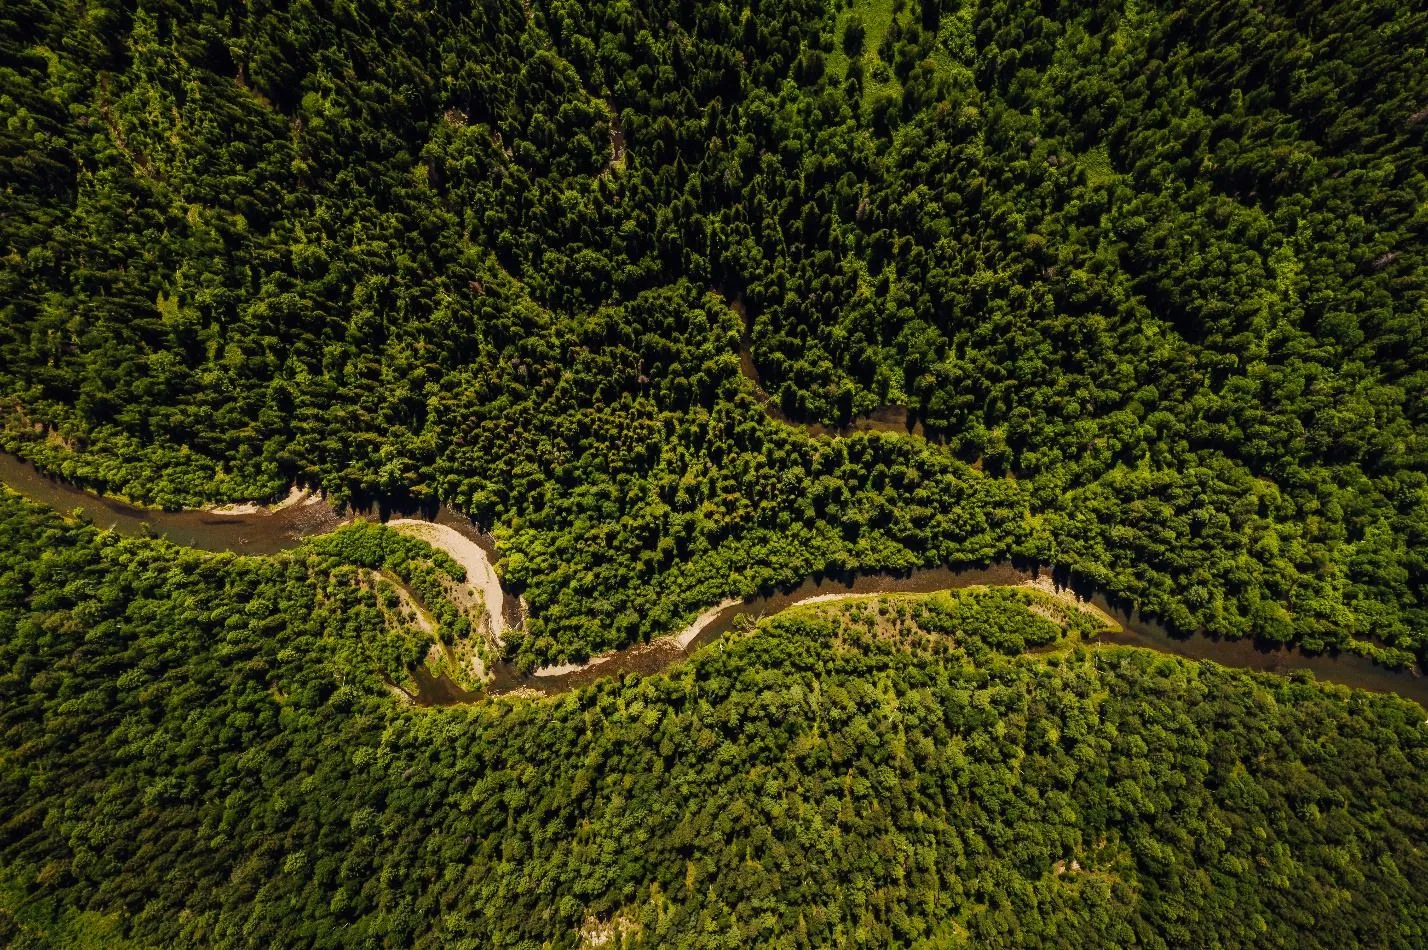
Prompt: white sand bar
<box><xmin>388</xmin><ymin>520</ymin><xmax>507</xmax><ymax>645</ymax></box>
<box><xmin>208</xmin><ymin>485</ymin><xmax>323</xmax><ymax>516</ymax></box>
<box><xmin>534</xmin><ymin>654</ymin><xmax>615</xmax><ymax>678</ymax></box>
<box><xmin>671</xmin><ymin>598</ymin><xmax>741</xmax><ymax>648</ymax></box>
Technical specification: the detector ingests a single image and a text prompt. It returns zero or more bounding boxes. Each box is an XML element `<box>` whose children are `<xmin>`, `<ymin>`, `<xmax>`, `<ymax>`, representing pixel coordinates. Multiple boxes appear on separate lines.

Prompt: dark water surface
<box><xmin>491</xmin><ymin>565</ymin><xmax>1428</xmax><ymax>708</ymax></box>
<box><xmin>4</xmin><ymin>451</ymin><xmax>1425</xmax><ymax>708</ymax></box>
<box><xmin>0</xmin><ymin>451</ymin><xmax>344</xmax><ymax>553</ymax></box>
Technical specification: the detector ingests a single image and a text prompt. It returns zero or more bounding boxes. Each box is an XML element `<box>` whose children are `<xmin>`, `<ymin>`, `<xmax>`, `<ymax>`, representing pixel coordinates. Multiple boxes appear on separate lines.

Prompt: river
<box><xmin>0</xmin><ymin>450</ymin><xmax>344</xmax><ymax>553</ymax></box>
<box><xmin>486</xmin><ymin>565</ymin><xmax>1428</xmax><ymax>708</ymax></box>
<box><xmin>3</xmin><ymin>451</ymin><xmax>1425</xmax><ymax>708</ymax></box>
<box><xmin>0</xmin><ymin>451</ymin><xmax>524</xmax><ymax>627</ymax></box>
<box><xmin>731</xmin><ymin>293</ymin><xmax>932</xmax><ymax>439</ymax></box>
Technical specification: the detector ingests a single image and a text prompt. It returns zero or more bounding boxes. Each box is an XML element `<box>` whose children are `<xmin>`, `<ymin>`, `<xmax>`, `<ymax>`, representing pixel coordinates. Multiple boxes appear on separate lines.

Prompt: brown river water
<box><xmin>488</xmin><ymin>566</ymin><xmax>1428</xmax><ymax>708</ymax></box>
<box><xmin>3</xmin><ymin>451</ymin><xmax>1425</xmax><ymax>708</ymax></box>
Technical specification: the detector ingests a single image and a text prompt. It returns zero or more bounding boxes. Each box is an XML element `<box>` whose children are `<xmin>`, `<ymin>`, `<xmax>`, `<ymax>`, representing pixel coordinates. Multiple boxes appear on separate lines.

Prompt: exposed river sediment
<box><xmin>3</xmin><ymin>450</ymin><xmax>1425</xmax><ymax>708</ymax></box>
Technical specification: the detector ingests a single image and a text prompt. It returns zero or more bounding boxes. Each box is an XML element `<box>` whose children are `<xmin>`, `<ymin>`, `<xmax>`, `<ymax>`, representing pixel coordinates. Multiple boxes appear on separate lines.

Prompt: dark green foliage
<box><xmin>1</xmin><ymin>494</ymin><xmax>1426</xmax><ymax>947</ymax></box>
<box><xmin>4</xmin><ymin>2</ymin><xmax>1428</xmax><ymax>945</ymax></box>
<box><xmin>2</xmin><ymin>0</ymin><xmax>1425</xmax><ymax>666</ymax></box>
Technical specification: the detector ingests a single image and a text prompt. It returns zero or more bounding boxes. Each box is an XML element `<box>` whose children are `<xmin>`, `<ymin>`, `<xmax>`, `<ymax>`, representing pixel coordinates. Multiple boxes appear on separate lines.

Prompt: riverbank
<box><xmin>4</xmin><ymin>450</ymin><xmax>1425</xmax><ymax>709</ymax></box>
<box><xmin>1018</xmin><ymin>573</ymin><xmax>1122</xmax><ymax>632</ymax></box>
<box><xmin>532</xmin><ymin>596</ymin><xmax>743</xmax><ymax>679</ymax></box>
<box><xmin>0</xmin><ymin>451</ymin><xmax>345</xmax><ymax>554</ymax></box>
<box><xmin>496</xmin><ymin>563</ymin><xmax>1428</xmax><ymax>709</ymax></box>
<box><xmin>388</xmin><ymin>519</ymin><xmax>508</xmax><ymax>646</ymax></box>
<box><xmin>207</xmin><ymin>485</ymin><xmax>325</xmax><ymax>516</ymax></box>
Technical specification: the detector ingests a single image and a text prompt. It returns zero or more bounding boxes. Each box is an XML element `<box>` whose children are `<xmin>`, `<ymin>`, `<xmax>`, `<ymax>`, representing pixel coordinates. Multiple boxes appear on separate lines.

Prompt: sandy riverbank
<box><xmin>779</xmin><ymin>578</ymin><xmax>1120</xmax><ymax>633</ymax></box>
<box><xmin>673</xmin><ymin>597</ymin><xmax>742</xmax><ymax>648</ymax></box>
<box><xmin>529</xmin><ymin>581</ymin><xmax>1112</xmax><ymax>682</ymax></box>
<box><xmin>207</xmin><ymin>485</ymin><xmax>324</xmax><ymax>516</ymax></box>
<box><xmin>533</xmin><ymin>597</ymin><xmax>743</xmax><ymax>678</ymax></box>
<box><xmin>534</xmin><ymin>654</ymin><xmax>615</xmax><ymax>678</ymax></box>
<box><xmin>1017</xmin><ymin>575</ymin><xmax>1123</xmax><ymax>632</ymax></box>
<box><xmin>388</xmin><ymin>520</ymin><xmax>508</xmax><ymax>645</ymax></box>
<box><xmin>784</xmin><ymin>591</ymin><xmax>880</xmax><ymax>610</ymax></box>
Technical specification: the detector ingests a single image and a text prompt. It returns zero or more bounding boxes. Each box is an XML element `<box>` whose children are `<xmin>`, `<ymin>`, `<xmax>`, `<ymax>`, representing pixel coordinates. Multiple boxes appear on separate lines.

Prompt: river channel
<box><xmin>731</xmin><ymin>293</ymin><xmax>934</xmax><ymax>439</ymax></box>
<box><xmin>3</xmin><ymin>450</ymin><xmax>1425</xmax><ymax>708</ymax></box>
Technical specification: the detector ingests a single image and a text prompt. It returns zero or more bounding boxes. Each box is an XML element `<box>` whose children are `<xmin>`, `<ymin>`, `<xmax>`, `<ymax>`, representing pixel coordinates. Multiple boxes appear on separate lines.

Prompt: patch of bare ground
<box><xmin>579</xmin><ymin>912</ymin><xmax>640</xmax><ymax>948</ymax></box>
<box><xmin>387</xmin><ymin>520</ymin><xmax>507</xmax><ymax>646</ymax></box>
<box><xmin>1016</xmin><ymin>575</ymin><xmax>1122</xmax><ymax>632</ymax></box>
<box><xmin>421</xmin><ymin>639</ymin><xmax>490</xmax><ymax>693</ymax></box>
<box><xmin>1051</xmin><ymin>837</ymin><xmax>1127</xmax><ymax>888</ymax></box>
<box><xmin>498</xmin><ymin>686</ymin><xmax>546</xmax><ymax>701</ymax></box>
<box><xmin>786</xmin><ymin>585</ymin><xmax>1116</xmax><ymax>654</ymax></box>
<box><xmin>535</xmin><ymin>654</ymin><xmax>615</xmax><ymax>678</ymax></box>
<box><xmin>208</xmin><ymin>485</ymin><xmax>324</xmax><ymax>516</ymax></box>
<box><xmin>534</xmin><ymin>598</ymin><xmax>741</xmax><ymax>678</ymax></box>
<box><xmin>604</xmin><ymin>102</ymin><xmax>627</xmax><ymax>173</ymax></box>
<box><xmin>672</xmin><ymin>597</ymin><xmax>740</xmax><ymax>648</ymax></box>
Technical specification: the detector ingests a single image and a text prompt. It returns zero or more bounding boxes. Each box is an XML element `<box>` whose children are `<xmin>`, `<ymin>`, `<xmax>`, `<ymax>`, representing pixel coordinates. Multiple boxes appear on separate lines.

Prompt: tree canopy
<box><xmin>2</xmin><ymin>0</ymin><xmax>1425</xmax><ymax>667</ymax></box>
<box><xmin>1</xmin><ymin>491</ymin><xmax>1425</xmax><ymax>947</ymax></box>
<box><xmin>2</xmin><ymin>1</ymin><xmax>1428</xmax><ymax>944</ymax></box>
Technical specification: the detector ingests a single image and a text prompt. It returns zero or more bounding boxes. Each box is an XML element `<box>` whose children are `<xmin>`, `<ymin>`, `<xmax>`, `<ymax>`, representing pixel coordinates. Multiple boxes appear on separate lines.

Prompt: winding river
<box><xmin>0</xmin><ymin>450</ymin><xmax>345</xmax><ymax>553</ymax></box>
<box><xmin>3</xmin><ymin>450</ymin><xmax>1425</xmax><ymax>708</ymax></box>
<box><xmin>732</xmin><ymin>293</ymin><xmax>934</xmax><ymax>439</ymax></box>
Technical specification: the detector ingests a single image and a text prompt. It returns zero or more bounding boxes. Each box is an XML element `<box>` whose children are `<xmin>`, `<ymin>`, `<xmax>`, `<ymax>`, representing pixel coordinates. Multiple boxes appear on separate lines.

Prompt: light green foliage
<box><xmin>1</xmin><ymin>494</ymin><xmax>1425</xmax><ymax>947</ymax></box>
<box><xmin>1</xmin><ymin>0</ymin><xmax>1425</xmax><ymax>671</ymax></box>
<box><xmin>827</xmin><ymin>0</ymin><xmax>967</xmax><ymax>112</ymax></box>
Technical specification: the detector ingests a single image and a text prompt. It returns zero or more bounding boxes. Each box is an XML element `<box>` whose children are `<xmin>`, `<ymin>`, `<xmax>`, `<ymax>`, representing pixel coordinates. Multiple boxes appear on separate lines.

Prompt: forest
<box><xmin>2</xmin><ymin>492</ymin><xmax>1426</xmax><ymax>947</ymax></box>
<box><xmin>1</xmin><ymin>0</ymin><xmax>1427</xmax><ymax>944</ymax></box>
<box><xmin>1</xmin><ymin>0</ymin><xmax>1425</xmax><ymax>669</ymax></box>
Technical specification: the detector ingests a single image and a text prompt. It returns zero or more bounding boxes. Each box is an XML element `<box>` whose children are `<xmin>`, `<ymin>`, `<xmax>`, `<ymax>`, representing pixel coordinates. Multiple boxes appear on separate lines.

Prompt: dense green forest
<box><xmin>2</xmin><ymin>492</ymin><xmax>1426</xmax><ymax>948</ymax></box>
<box><xmin>2</xmin><ymin>2</ymin><xmax>1428</xmax><ymax>943</ymax></box>
<box><xmin>2</xmin><ymin>0</ymin><xmax>1426</xmax><ymax>668</ymax></box>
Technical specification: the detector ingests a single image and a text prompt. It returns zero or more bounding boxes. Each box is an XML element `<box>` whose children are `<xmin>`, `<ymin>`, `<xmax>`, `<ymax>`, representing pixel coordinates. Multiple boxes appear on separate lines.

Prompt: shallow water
<box><xmin>487</xmin><ymin>566</ymin><xmax>1428</xmax><ymax>708</ymax></box>
<box><xmin>0</xmin><ymin>451</ymin><xmax>342</xmax><ymax>553</ymax></box>
<box><xmin>4</xmin><ymin>451</ymin><xmax>1425</xmax><ymax>708</ymax></box>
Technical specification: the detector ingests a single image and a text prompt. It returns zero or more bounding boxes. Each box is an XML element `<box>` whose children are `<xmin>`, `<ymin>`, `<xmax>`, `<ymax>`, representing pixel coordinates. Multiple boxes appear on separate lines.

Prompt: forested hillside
<box><xmin>3</xmin><ymin>0</ymin><xmax>1426</xmax><ymax>669</ymax></box>
<box><xmin>1</xmin><ymin>492</ymin><xmax>1425</xmax><ymax>948</ymax></box>
<box><xmin>5</xmin><ymin>1</ymin><xmax>1428</xmax><ymax>945</ymax></box>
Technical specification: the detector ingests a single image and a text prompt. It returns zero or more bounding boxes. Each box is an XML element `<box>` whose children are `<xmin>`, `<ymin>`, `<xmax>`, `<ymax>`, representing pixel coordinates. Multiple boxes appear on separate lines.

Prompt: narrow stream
<box><xmin>4</xmin><ymin>451</ymin><xmax>1425</xmax><ymax>708</ymax></box>
<box><xmin>0</xmin><ymin>451</ymin><xmax>343</xmax><ymax>553</ymax></box>
<box><xmin>731</xmin><ymin>293</ymin><xmax>932</xmax><ymax>439</ymax></box>
<box><xmin>480</xmin><ymin>565</ymin><xmax>1428</xmax><ymax>708</ymax></box>
<box><xmin>0</xmin><ymin>452</ymin><xmax>526</xmax><ymax>623</ymax></box>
